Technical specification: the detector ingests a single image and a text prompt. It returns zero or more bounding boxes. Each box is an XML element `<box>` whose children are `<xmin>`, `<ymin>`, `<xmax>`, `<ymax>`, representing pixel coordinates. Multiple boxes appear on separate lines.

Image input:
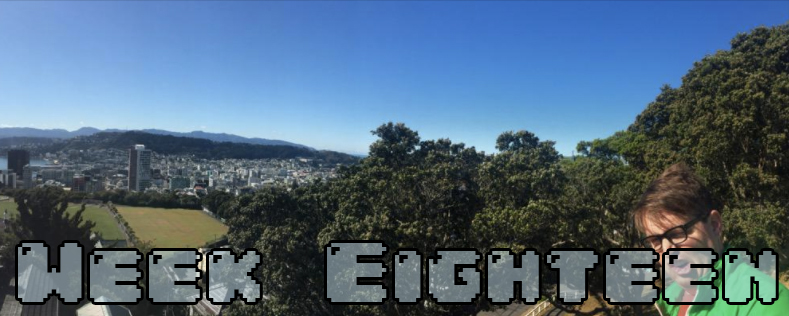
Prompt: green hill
<box><xmin>42</xmin><ymin>131</ymin><xmax>360</xmax><ymax>164</ymax></box>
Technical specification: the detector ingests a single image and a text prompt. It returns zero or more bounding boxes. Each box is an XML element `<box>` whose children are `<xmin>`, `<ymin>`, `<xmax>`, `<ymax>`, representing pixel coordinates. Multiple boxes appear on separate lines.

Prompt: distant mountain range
<box><xmin>0</xmin><ymin>127</ymin><xmax>312</xmax><ymax>149</ymax></box>
<box><xmin>31</xmin><ymin>131</ymin><xmax>359</xmax><ymax>164</ymax></box>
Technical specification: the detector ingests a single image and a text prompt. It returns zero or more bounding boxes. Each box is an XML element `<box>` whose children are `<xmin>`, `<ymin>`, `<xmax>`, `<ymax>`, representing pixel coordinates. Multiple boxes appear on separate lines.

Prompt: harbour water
<box><xmin>0</xmin><ymin>157</ymin><xmax>51</xmax><ymax>170</ymax></box>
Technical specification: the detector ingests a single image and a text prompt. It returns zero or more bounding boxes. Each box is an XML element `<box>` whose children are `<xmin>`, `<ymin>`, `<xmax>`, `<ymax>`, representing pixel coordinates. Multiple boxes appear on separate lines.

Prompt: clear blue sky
<box><xmin>0</xmin><ymin>1</ymin><xmax>786</xmax><ymax>156</ymax></box>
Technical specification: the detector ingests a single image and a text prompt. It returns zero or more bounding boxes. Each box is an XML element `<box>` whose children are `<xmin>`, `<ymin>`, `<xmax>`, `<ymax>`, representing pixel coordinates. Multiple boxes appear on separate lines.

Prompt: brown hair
<box><xmin>632</xmin><ymin>163</ymin><xmax>720</xmax><ymax>234</ymax></box>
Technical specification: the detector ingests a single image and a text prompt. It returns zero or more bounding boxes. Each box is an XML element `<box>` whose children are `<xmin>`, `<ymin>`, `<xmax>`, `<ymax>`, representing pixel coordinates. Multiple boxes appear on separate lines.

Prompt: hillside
<box><xmin>0</xmin><ymin>126</ymin><xmax>311</xmax><ymax>149</ymax></box>
<box><xmin>41</xmin><ymin>131</ymin><xmax>359</xmax><ymax>164</ymax></box>
<box><xmin>0</xmin><ymin>137</ymin><xmax>59</xmax><ymax>150</ymax></box>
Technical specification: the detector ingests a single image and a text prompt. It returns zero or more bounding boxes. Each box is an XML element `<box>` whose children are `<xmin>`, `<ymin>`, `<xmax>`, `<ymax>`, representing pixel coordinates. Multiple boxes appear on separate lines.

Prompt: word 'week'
<box><xmin>15</xmin><ymin>241</ymin><xmax>781</xmax><ymax>306</ymax></box>
<box><xmin>16</xmin><ymin>241</ymin><xmax>261</xmax><ymax>305</ymax></box>
<box><xmin>325</xmin><ymin>241</ymin><xmax>781</xmax><ymax>306</ymax></box>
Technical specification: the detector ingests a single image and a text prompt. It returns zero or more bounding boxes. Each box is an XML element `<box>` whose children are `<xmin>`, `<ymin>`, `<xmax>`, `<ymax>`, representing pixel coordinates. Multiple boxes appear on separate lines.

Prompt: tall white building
<box><xmin>129</xmin><ymin>144</ymin><xmax>152</xmax><ymax>191</ymax></box>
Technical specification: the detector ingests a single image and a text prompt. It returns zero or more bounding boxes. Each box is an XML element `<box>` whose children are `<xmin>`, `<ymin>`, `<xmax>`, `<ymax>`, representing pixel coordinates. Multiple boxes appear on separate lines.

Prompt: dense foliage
<box><xmin>84</xmin><ymin>190</ymin><xmax>203</xmax><ymax>210</ymax></box>
<box><xmin>582</xmin><ymin>24</ymin><xmax>789</xmax><ymax>266</ymax></box>
<box><xmin>219</xmin><ymin>25</ymin><xmax>789</xmax><ymax>315</ymax></box>
<box><xmin>0</xmin><ymin>137</ymin><xmax>58</xmax><ymax>150</ymax></box>
<box><xmin>11</xmin><ymin>187</ymin><xmax>96</xmax><ymax>254</ymax></box>
<box><xmin>0</xmin><ymin>187</ymin><xmax>96</xmax><ymax>316</ymax></box>
<box><xmin>201</xmin><ymin>189</ymin><xmax>235</xmax><ymax>217</ymax></box>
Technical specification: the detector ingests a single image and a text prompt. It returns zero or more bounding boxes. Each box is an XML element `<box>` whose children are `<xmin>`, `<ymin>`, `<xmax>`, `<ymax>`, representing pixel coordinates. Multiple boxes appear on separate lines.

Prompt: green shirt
<box><xmin>656</xmin><ymin>249</ymin><xmax>789</xmax><ymax>316</ymax></box>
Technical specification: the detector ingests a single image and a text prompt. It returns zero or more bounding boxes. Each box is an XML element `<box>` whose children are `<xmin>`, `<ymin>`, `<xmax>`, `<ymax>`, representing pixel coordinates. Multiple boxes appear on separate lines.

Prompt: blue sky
<box><xmin>0</xmin><ymin>1</ymin><xmax>787</xmax><ymax>156</ymax></box>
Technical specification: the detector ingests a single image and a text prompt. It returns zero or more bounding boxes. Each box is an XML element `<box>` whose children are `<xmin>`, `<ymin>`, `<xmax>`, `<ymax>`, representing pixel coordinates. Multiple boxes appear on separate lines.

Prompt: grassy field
<box><xmin>0</xmin><ymin>197</ymin><xmax>16</xmax><ymax>218</ymax></box>
<box><xmin>116</xmin><ymin>206</ymin><xmax>228</xmax><ymax>248</ymax></box>
<box><xmin>65</xmin><ymin>204</ymin><xmax>125</xmax><ymax>240</ymax></box>
<box><xmin>0</xmin><ymin>196</ymin><xmax>124</xmax><ymax>240</ymax></box>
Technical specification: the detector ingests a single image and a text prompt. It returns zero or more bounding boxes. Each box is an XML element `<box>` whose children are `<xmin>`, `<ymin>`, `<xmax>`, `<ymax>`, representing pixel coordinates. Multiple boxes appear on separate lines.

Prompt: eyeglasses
<box><xmin>640</xmin><ymin>211</ymin><xmax>711</xmax><ymax>251</ymax></box>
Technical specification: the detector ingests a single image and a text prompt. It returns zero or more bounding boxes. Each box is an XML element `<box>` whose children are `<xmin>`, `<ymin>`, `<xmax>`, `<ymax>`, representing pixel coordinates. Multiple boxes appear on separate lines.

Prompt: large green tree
<box><xmin>473</xmin><ymin>130</ymin><xmax>565</xmax><ymax>254</ymax></box>
<box><xmin>317</xmin><ymin>123</ymin><xmax>487</xmax><ymax>315</ymax></box>
<box><xmin>223</xmin><ymin>184</ymin><xmax>339</xmax><ymax>316</ymax></box>
<box><xmin>8</xmin><ymin>187</ymin><xmax>97</xmax><ymax>316</ymax></box>
<box><xmin>12</xmin><ymin>187</ymin><xmax>96</xmax><ymax>258</ymax></box>
<box><xmin>583</xmin><ymin>24</ymin><xmax>789</xmax><ymax>269</ymax></box>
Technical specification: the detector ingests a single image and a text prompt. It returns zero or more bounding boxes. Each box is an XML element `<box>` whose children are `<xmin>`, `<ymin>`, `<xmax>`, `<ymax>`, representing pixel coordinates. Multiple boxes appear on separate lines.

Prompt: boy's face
<box><xmin>641</xmin><ymin>210</ymin><xmax>723</xmax><ymax>290</ymax></box>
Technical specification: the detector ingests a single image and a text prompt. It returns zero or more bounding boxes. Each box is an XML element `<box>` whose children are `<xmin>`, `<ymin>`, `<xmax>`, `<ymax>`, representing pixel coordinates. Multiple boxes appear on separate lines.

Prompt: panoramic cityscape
<box><xmin>2</xmin><ymin>2</ymin><xmax>789</xmax><ymax>316</ymax></box>
<box><xmin>0</xmin><ymin>144</ymin><xmax>341</xmax><ymax>194</ymax></box>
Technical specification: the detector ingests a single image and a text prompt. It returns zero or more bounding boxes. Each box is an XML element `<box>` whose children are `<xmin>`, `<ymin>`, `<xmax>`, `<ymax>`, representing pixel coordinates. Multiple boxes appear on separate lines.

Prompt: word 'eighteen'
<box><xmin>16</xmin><ymin>241</ymin><xmax>261</xmax><ymax>305</ymax></box>
<box><xmin>15</xmin><ymin>241</ymin><xmax>780</xmax><ymax>306</ymax></box>
<box><xmin>325</xmin><ymin>242</ymin><xmax>780</xmax><ymax>305</ymax></box>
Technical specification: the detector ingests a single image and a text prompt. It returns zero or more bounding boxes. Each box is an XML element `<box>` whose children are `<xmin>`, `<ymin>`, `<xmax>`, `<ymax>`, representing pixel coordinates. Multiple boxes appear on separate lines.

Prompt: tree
<box><xmin>626</xmin><ymin>25</ymin><xmax>789</xmax><ymax>203</ymax></box>
<box><xmin>615</xmin><ymin>24</ymin><xmax>789</xmax><ymax>272</ymax></box>
<box><xmin>201</xmin><ymin>189</ymin><xmax>234</xmax><ymax>218</ymax></box>
<box><xmin>495</xmin><ymin>130</ymin><xmax>540</xmax><ymax>152</ymax></box>
<box><xmin>479</xmin><ymin>130</ymin><xmax>564</xmax><ymax>211</ymax></box>
<box><xmin>571</xmin><ymin>24</ymin><xmax>789</xmax><ymax>288</ymax></box>
<box><xmin>10</xmin><ymin>187</ymin><xmax>96</xmax><ymax>316</ymax></box>
<box><xmin>223</xmin><ymin>184</ymin><xmax>340</xmax><ymax>316</ymax></box>
<box><xmin>0</xmin><ymin>228</ymin><xmax>19</xmax><ymax>286</ymax></box>
<box><xmin>322</xmin><ymin>125</ymin><xmax>487</xmax><ymax>315</ymax></box>
<box><xmin>12</xmin><ymin>187</ymin><xmax>95</xmax><ymax>259</ymax></box>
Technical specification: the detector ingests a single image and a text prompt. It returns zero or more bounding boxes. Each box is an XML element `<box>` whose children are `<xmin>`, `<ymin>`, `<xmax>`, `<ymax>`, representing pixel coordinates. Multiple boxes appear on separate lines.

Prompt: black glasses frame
<box><xmin>640</xmin><ymin>211</ymin><xmax>711</xmax><ymax>250</ymax></box>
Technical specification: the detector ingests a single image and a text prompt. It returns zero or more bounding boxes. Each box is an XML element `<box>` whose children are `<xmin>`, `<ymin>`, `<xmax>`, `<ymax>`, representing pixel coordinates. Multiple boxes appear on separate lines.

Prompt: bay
<box><xmin>0</xmin><ymin>157</ymin><xmax>51</xmax><ymax>170</ymax></box>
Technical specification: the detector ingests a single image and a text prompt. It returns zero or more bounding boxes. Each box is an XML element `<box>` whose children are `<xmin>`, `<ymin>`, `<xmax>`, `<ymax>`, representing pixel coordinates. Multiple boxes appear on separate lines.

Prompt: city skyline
<box><xmin>1</xmin><ymin>1</ymin><xmax>787</xmax><ymax>156</ymax></box>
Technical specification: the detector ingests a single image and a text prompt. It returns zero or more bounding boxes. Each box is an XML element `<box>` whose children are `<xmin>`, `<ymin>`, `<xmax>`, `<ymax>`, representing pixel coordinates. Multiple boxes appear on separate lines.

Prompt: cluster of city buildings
<box><xmin>0</xmin><ymin>144</ymin><xmax>344</xmax><ymax>195</ymax></box>
<box><xmin>0</xmin><ymin>149</ymin><xmax>29</xmax><ymax>190</ymax></box>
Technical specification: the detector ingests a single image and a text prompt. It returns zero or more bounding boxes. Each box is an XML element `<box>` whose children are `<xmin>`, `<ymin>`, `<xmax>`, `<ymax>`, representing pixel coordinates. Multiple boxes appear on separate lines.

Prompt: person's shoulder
<box><xmin>722</xmin><ymin>263</ymin><xmax>789</xmax><ymax>314</ymax></box>
<box><xmin>724</xmin><ymin>262</ymin><xmax>784</xmax><ymax>291</ymax></box>
<box><xmin>736</xmin><ymin>286</ymin><xmax>789</xmax><ymax>316</ymax></box>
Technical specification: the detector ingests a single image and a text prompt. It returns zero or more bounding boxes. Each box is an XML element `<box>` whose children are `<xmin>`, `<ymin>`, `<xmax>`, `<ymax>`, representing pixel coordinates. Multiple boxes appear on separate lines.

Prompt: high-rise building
<box><xmin>72</xmin><ymin>174</ymin><xmax>86</xmax><ymax>192</ymax></box>
<box><xmin>129</xmin><ymin>144</ymin><xmax>152</xmax><ymax>191</ymax></box>
<box><xmin>22</xmin><ymin>165</ymin><xmax>34</xmax><ymax>189</ymax></box>
<box><xmin>7</xmin><ymin>149</ymin><xmax>30</xmax><ymax>176</ymax></box>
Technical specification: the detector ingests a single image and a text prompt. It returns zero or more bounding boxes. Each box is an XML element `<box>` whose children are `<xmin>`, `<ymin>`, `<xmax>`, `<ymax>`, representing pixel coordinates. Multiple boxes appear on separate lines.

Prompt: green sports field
<box><xmin>116</xmin><ymin>206</ymin><xmax>228</xmax><ymax>248</ymax></box>
<box><xmin>1</xmin><ymin>197</ymin><xmax>124</xmax><ymax>240</ymax></box>
<box><xmin>65</xmin><ymin>204</ymin><xmax>125</xmax><ymax>240</ymax></box>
